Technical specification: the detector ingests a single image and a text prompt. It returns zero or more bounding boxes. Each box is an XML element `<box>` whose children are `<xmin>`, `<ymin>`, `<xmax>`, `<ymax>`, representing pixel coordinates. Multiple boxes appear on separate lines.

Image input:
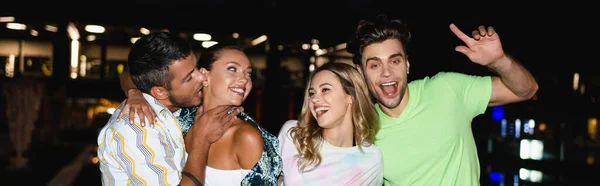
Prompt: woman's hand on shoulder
<box><xmin>117</xmin><ymin>89</ymin><xmax>156</xmax><ymax>126</ymax></box>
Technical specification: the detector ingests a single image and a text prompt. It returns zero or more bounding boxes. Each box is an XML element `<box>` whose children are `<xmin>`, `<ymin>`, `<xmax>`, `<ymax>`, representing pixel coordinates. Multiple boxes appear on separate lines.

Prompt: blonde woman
<box><xmin>278</xmin><ymin>62</ymin><xmax>383</xmax><ymax>186</ymax></box>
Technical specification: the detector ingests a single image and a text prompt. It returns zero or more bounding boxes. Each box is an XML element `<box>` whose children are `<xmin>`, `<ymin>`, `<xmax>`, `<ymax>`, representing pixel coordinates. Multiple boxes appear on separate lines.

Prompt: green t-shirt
<box><xmin>375</xmin><ymin>72</ymin><xmax>492</xmax><ymax>186</ymax></box>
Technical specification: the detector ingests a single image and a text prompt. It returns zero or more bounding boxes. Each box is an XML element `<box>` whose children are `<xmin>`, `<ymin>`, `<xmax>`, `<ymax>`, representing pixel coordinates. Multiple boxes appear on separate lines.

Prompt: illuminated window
<box><xmin>492</xmin><ymin>106</ymin><xmax>504</xmax><ymax>121</ymax></box>
<box><xmin>589</xmin><ymin>118</ymin><xmax>597</xmax><ymax>140</ymax></box>
<box><xmin>501</xmin><ymin>119</ymin><xmax>507</xmax><ymax>137</ymax></box>
<box><xmin>524</xmin><ymin>119</ymin><xmax>535</xmax><ymax>135</ymax></box>
<box><xmin>515</xmin><ymin>119</ymin><xmax>522</xmax><ymax>139</ymax></box>
<box><xmin>520</xmin><ymin>139</ymin><xmax>544</xmax><ymax>160</ymax></box>
<box><xmin>519</xmin><ymin>168</ymin><xmax>543</xmax><ymax>183</ymax></box>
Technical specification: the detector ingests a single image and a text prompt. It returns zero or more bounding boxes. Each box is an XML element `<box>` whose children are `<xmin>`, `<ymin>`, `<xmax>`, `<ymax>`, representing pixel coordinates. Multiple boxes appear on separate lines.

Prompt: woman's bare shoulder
<box><xmin>231</xmin><ymin>120</ymin><xmax>264</xmax><ymax>169</ymax></box>
<box><xmin>231</xmin><ymin>120</ymin><xmax>263</xmax><ymax>143</ymax></box>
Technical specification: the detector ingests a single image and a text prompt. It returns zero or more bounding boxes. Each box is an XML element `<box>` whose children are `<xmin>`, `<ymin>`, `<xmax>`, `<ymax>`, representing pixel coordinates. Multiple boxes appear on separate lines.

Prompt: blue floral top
<box><xmin>177</xmin><ymin>106</ymin><xmax>282</xmax><ymax>186</ymax></box>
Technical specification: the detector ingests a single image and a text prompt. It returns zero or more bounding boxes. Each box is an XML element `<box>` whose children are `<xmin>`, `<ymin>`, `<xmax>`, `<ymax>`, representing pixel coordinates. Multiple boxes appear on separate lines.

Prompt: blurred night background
<box><xmin>1</xmin><ymin>1</ymin><xmax>598</xmax><ymax>186</ymax></box>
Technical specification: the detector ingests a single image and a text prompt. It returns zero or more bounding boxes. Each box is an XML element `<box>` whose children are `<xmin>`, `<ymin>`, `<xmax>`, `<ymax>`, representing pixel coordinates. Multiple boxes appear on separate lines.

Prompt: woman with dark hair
<box><xmin>118</xmin><ymin>43</ymin><xmax>281</xmax><ymax>185</ymax></box>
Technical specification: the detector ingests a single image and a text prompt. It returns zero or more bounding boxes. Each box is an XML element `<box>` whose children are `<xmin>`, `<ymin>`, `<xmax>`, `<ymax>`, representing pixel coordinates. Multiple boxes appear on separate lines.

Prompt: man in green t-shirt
<box><xmin>346</xmin><ymin>15</ymin><xmax>539</xmax><ymax>185</ymax></box>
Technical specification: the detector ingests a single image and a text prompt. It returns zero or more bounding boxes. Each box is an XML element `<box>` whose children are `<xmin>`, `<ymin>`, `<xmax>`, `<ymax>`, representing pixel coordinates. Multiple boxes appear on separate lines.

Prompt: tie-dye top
<box><xmin>278</xmin><ymin>120</ymin><xmax>384</xmax><ymax>186</ymax></box>
<box><xmin>177</xmin><ymin>106</ymin><xmax>282</xmax><ymax>186</ymax></box>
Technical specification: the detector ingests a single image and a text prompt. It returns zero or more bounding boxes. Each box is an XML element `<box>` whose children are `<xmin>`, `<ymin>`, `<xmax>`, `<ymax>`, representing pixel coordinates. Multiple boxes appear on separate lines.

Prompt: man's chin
<box><xmin>377</xmin><ymin>98</ymin><xmax>401</xmax><ymax>109</ymax></box>
<box><xmin>191</xmin><ymin>100</ymin><xmax>202</xmax><ymax>107</ymax></box>
<box><xmin>179</xmin><ymin>101</ymin><xmax>202</xmax><ymax>108</ymax></box>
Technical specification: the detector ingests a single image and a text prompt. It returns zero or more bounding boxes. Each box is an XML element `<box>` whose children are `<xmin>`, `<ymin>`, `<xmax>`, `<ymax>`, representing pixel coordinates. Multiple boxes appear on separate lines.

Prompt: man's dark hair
<box><xmin>347</xmin><ymin>14</ymin><xmax>411</xmax><ymax>65</ymax></box>
<box><xmin>127</xmin><ymin>32</ymin><xmax>192</xmax><ymax>93</ymax></box>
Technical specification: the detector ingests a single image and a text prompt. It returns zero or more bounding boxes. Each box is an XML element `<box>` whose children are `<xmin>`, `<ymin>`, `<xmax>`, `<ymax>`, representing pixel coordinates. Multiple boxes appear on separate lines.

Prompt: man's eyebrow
<box><xmin>365</xmin><ymin>52</ymin><xmax>404</xmax><ymax>63</ymax></box>
<box><xmin>183</xmin><ymin>69</ymin><xmax>194</xmax><ymax>81</ymax></box>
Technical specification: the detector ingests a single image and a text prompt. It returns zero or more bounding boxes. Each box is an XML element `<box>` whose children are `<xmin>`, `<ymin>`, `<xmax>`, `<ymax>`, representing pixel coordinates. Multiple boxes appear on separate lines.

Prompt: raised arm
<box><xmin>450</xmin><ymin>24</ymin><xmax>538</xmax><ymax>106</ymax></box>
<box><xmin>120</xmin><ymin>70</ymin><xmax>137</xmax><ymax>95</ymax></box>
<box><xmin>487</xmin><ymin>54</ymin><xmax>538</xmax><ymax>106</ymax></box>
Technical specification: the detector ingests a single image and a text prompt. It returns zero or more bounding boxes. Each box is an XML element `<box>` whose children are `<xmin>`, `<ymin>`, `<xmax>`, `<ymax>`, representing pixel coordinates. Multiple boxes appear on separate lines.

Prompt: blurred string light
<box><xmin>302</xmin><ymin>44</ymin><xmax>310</xmax><ymax>50</ymax></box>
<box><xmin>85</xmin><ymin>25</ymin><xmax>105</xmax><ymax>33</ymax></box>
<box><xmin>45</xmin><ymin>25</ymin><xmax>58</xmax><ymax>32</ymax></box>
<box><xmin>0</xmin><ymin>16</ymin><xmax>15</xmax><ymax>22</ymax></box>
<box><xmin>251</xmin><ymin>35</ymin><xmax>267</xmax><ymax>46</ymax></box>
<box><xmin>202</xmin><ymin>41</ymin><xmax>218</xmax><ymax>48</ymax></box>
<box><xmin>87</xmin><ymin>35</ymin><xmax>96</xmax><ymax>42</ymax></box>
<box><xmin>193</xmin><ymin>33</ymin><xmax>211</xmax><ymax>41</ymax></box>
<box><xmin>6</xmin><ymin>23</ymin><xmax>26</xmax><ymax>30</ymax></box>
<box><xmin>131</xmin><ymin>37</ymin><xmax>140</xmax><ymax>44</ymax></box>
<box><xmin>30</xmin><ymin>29</ymin><xmax>38</xmax><ymax>36</ymax></box>
<box><xmin>573</xmin><ymin>72</ymin><xmax>579</xmax><ymax>91</ymax></box>
<box><xmin>140</xmin><ymin>27</ymin><xmax>150</xmax><ymax>35</ymax></box>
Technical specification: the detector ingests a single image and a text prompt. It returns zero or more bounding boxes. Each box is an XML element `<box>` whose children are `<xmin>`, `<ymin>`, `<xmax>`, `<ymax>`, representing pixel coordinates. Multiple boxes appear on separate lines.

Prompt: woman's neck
<box><xmin>321</xmin><ymin>110</ymin><xmax>354</xmax><ymax>147</ymax></box>
<box><xmin>203</xmin><ymin>94</ymin><xmax>242</xmax><ymax>114</ymax></box>
<box><xmin>202</xmin><ymin>96</ymin><xmax>219</xmax><ymax>112</ymax></box>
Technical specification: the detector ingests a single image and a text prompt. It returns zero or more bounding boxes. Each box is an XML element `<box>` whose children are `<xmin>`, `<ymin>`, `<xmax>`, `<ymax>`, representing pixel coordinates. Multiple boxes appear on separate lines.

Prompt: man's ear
<box><xmin>355</xmin><ymin>64</ymin><xmax>364</xmax><ymax>76</ymax></box>
<box><xmin>150</xmin><ymin>86</ymin><xmax>169</xmax><ymax>100</ymax></box>
<box><xmin>406</xmin><ymin>60</ymin><xmax>411</xmax><ymax>74</ymax></box>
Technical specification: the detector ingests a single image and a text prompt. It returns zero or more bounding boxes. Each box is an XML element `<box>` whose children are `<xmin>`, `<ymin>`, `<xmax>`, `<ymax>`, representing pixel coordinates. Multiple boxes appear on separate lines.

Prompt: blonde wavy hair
<box><xmin>289</xmin><ymin>62</ymin><xmax>379</xmax><ymax>173</ymax></box>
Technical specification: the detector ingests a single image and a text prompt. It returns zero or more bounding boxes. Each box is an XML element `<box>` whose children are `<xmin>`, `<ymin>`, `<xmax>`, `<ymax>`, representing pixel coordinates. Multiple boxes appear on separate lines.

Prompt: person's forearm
<box><xmin>488</xmin><ymin>54</ymin><xmax>538</xmax><ymax>98</ymax></box>
<box><xmin>120</xmin><ymin>71</ymin><xmax>138</xmax><ymax>96</ymax></box>
<box><xmin>179</xmin><ymin>142</ymin><xmax>210</xmax><ymax>186</ymax></box>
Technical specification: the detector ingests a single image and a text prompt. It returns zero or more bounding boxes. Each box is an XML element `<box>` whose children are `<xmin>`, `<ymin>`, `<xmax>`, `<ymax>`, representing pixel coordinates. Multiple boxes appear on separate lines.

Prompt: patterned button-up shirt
<box><xmin>97</xmin><ymin>93</ymin><xmax>186</xmax><ymax>186</ymax></box>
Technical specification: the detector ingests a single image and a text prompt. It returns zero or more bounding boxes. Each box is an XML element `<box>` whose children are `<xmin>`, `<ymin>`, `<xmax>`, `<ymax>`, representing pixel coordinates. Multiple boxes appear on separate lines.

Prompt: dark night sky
<box><xmin>4</xmin><ymin>2</ymin><xmax>597</xmax><ymax>77</ymax></box>
<box><xmin>8</xmin><ymin>2</ymin><xmax>595</xmax><ymax>68</ymax></box>
<box><xmin>4</xmin><ymin>0</ymin><xmax>599</xmax><ymax>136</ymax></box>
